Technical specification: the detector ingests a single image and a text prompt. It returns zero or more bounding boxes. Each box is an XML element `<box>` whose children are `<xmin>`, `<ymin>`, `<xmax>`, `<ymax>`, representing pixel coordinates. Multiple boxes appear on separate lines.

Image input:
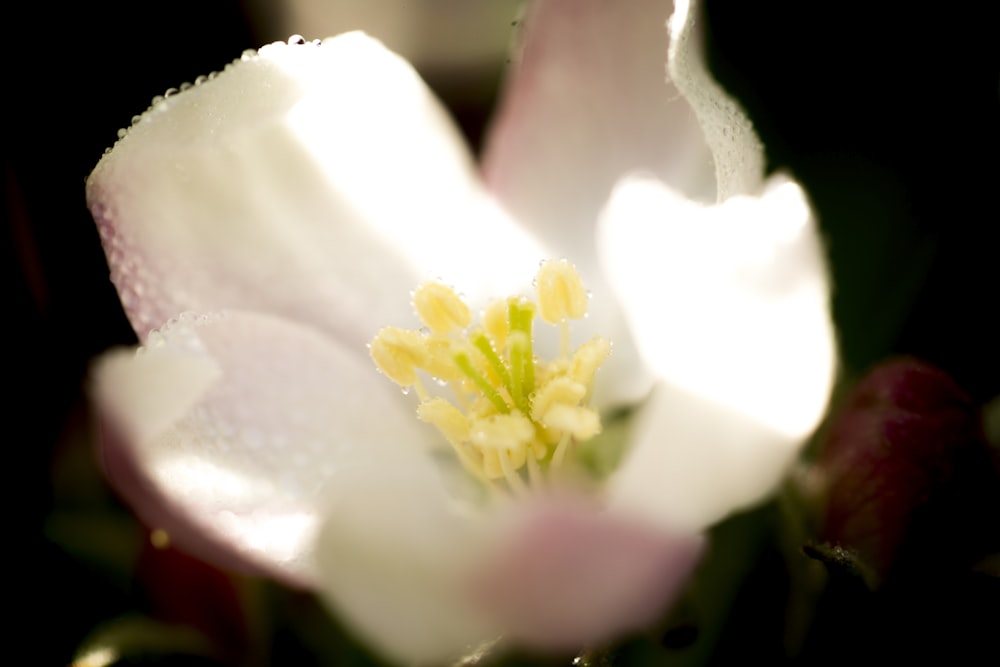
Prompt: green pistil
<box><xmin>471</xmin><ymin>330</ymin><xmax>511</xmax><ymax>390</ymax></box>
<box><xmin>508</xmin><ymin>332</ymin><xmax>528</xmax><ymax>412</ymax></box>
<box><xmin>507</xmin><ymin>300</ymin><xmax>536</xmax><ymax>413</ymax></box>
<box><xmin>454</xmin><ymin>351</ymin><xmax>509</xmax><ymax>414</ymax></box>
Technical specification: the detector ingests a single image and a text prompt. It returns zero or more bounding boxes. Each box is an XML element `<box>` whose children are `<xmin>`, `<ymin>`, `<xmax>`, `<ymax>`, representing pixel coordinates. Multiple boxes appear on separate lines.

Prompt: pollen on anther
<box><xmin>536</xmin><ymin>259</ymin><xmax>588</xmax><ymax>323</ymax></box>
<box><xmin>413</xmin><ymin>282</ymin><xmax>471</xmax><ymax>334</ymax></box>
<box><xmin>369</xmin><ymin>326</ymin><xmax>425</xmax><ymax>387</ymax></box>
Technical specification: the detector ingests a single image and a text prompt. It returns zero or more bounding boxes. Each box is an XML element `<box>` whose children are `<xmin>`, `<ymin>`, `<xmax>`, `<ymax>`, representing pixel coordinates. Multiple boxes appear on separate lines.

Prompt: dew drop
<box><xmin>194</xmin><ymin>74</ymin><xmax>208</xmax><ymax>86</ymax></box>
<box><xmin>287</xmin><ymin>34</ymin><xmax>306</xmax><ymax>45</ymax></box>
<box><xmin>131</xmin><ymin>114</ymin><xmax>142</xmax><ymax>125</ymax></box>
<box><xmin>164</xmin><ymin>87</ymin><xmax>179</xmax><ymax>98</ymax></box>
<box><xmin>240</xmin><ymin>48</ymin><xmax>257</xmax><ymax>61</ymax></box>
<box><xmin>116</xmin><ymin>128</ymin><xmax>127</xmax><ymax>139</ymax></box>
<box><xmin>179</xmin><ymin>81</ymin><xmax>192</xmax><ymax>92</ymax></box>
<box><xmin>150</xmin><ymin>95</ymin><xmax>164</xmax><ymax>106</ymax></box>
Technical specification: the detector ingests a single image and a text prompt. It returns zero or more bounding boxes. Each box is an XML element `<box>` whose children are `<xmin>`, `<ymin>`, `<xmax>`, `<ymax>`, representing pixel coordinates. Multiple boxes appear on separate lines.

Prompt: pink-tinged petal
<box><xmin>92</xmin><ymin>310</ymin><xmax>438</xmax><ymax>586</ymax></box>
<box><xmin>600</xmin><ymin>175</ymin><xmax>836</xmax><ymax>528</ymax></box>
<box><xmin>473</xmin><ymin>500</ymin><xmax>704</xmax><ymax>653</ymax></box>
<box><xmin>88</xmin><ymin>33</ymin><xmax>545</xmax><ymax>345</ymax></box>
<box><xmin>315</xmin><ymin>468</ymin><xmax>498</xmax><ymax>665</ymax></box>
<box><xmin>483</xmin><ymin>0</ymin><xmax>714</xmax><ymax>263</ymax></box>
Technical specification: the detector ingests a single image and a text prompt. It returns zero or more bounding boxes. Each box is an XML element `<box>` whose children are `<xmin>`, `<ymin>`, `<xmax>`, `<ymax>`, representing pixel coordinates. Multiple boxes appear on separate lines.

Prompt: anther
<box><xmin>417</xmin><ymin>397</ymin><xmax>469</xmax><ymax>445</ymax></box>
<box><xmin>542</xmin><ymin>405</ymin><xmax>601</xmax><ymax>440</ymax></box>
<box><xmin>413</xmin><ymin>282</ymin><xmax>472</xmax><ymax>334</ymax></box>
<box><xmin>470</xmin><ymin>412</ymin><xmax>535</xmax><ymax>451</ymax></box>
<box><xmin>536</xmin><ymin>259</ymin><xmax>588</xmax><ymax>324</ymax></box>
<box><xmin>370</xmin><ymin>327</ymin><xmax>426</xmax><ymax>387</ymax></box>
<box><xmin>482</xmin><ymin>300</ymin><xmax>509</xmax><ymax>350</ymax></box>
<box><xmin>569</xmin><ymin>336</ymin><xmax>613</xmax><ymax>388</ymax></box>
<box><xmin>530</xmin><ymin>377</ymin><xmax>587</xmax><ymax>424</ymax></box>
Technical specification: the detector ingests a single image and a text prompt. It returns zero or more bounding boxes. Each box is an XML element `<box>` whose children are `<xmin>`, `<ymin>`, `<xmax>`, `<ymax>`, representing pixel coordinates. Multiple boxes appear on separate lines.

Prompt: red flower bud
<box><xmin>808</xmin><ymin>357</ymin><xmax>993</xmax><ymax>588</ymax></box>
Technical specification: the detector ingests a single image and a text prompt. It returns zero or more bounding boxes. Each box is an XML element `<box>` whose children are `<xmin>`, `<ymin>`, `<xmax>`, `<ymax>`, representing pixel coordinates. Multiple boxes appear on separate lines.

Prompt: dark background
<box><xmin>5</xmin><ymin>1</ymin><xmax>998</xmax><ymax>664</ymax></box>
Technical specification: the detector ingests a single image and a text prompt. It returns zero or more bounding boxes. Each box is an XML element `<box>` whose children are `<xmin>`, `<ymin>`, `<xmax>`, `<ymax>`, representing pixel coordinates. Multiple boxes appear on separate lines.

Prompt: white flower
<box><xmin>87</xmin><ymin>0</ymin><xmax>836</xmax><ymax>662</ymax></box>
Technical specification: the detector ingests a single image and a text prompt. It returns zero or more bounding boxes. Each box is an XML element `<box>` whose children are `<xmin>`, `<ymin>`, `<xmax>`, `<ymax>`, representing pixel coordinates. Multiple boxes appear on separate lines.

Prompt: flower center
<box><xmin>370</xmin><ymin>260</ymin><xmax>611</xmax><ymax>491</ymax></box>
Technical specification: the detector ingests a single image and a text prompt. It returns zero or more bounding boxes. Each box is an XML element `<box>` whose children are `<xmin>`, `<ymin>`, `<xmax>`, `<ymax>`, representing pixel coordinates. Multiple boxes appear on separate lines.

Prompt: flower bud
<box><xmin>807</xmin><ymin>357</ymin><xmax>995</xmax><ymax>589</ymax></box>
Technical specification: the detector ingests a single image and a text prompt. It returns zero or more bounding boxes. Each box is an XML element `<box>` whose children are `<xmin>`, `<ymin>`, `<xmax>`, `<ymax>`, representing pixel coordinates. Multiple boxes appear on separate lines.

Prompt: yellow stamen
<box><xmin>413</xmin><ymin>282</ymin><xmax>472</xmax><ymax>334</ymax></box>
<box><xmin>536</xmin><ymin>259</ymin><xmax>588</xmax><ymax>324</ymax></box>
<box><xmin>482</xmin><ymin>299</ymin><xmax>509</xmax><ymax>350</ymax></box>
<box><xmin>370</xmin><ymin>326</ymin><xmax>425</xmax><ymax>387</ymax></box>
<box><xmin>569</xmin><ymin>336</ymin><xmax>613</xmax><ymax>390</ymax></box>
<box><xmin>368</xmin><ymin>260</ymin><xmax>611</xmax><ymax>493</ymax></box>
<box><xmin>417</xmin><ymin>398</ymin><xmax>486</xmax><ymax>480</ymax></box>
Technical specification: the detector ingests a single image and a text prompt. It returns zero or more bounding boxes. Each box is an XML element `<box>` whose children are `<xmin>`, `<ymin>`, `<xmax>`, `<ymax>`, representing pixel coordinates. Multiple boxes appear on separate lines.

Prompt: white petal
<box><xmin>607</xmin><ymin>382</ymin><xmax>808</xmax><ymax>530</ymax></box>
<box><xmin>316</xmin><ymin>468</ymin><xmax>497</xmax><ymax>665</ymax></box>
<box><xmin>87</xmin><ymin>33</ymin><xmax>544</xmax><ymax>344</ymax></box>
<box><xmin>600</xmin><ymin>175</ymin><xmax>837</xmax><ymax>527</ymax></box>
<box><xmin>92</xmin><ymin>310</ymin><xmax>438</xmax><ymax>585</ymax></box>
<box><xmin>668</xmin><ymin>0</ymin><xmax>764</xmax><ymax>198</ymax></box>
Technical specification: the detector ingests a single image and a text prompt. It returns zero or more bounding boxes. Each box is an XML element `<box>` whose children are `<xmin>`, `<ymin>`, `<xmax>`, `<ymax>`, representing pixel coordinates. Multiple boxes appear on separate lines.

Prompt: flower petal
<box><xmin>607</xmin><ymin>383</ymin><xmax>808</xmax><ymax>530</ymax></box>
<box><xmin>88</xmin><ymin>33</ymin><xmax>544</xmax><ymax>344</ymax></box>
<box><xmin>92</xmin><ymin>310</ymin><xmax>437</xmax><ymax>586</ymax></box>
<box><xmin>472</xmin><ymin>500</ymin><xmax>704</xmax><ymax>652</ymax></box>
<box><xmin>315</xmin><ymin>467</ymin><xmax>498</xmax><ymax>665</ymax></box>
<box><xmin>667</xmin><ymin>0</ymin><xmax>764</xmax><ymax>198</ymax></box>
<box><xmin>600</xmin><ymin>175</ymin><xmax>836</xmax><ymax>528</ymax></box>
<box><xmin>317</xmin><ymin>488</ymin><xmax>704</xmax><ymax>663</ymax></box>
<box><xmin>483</xmin><ymin>0</ymin><xmax>715</xmax><ymax>261</ymax></box>
<box><xmin>480</xmin><ymin>0</ymin><xmax>762</xmax><ymax>408</ymax></box>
